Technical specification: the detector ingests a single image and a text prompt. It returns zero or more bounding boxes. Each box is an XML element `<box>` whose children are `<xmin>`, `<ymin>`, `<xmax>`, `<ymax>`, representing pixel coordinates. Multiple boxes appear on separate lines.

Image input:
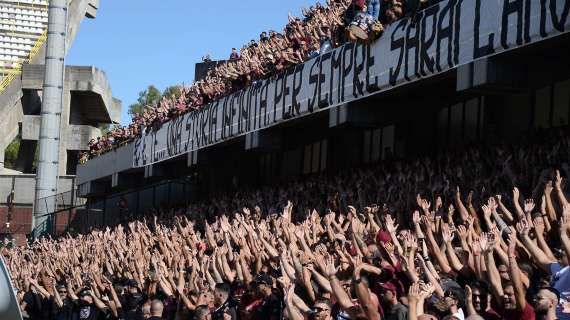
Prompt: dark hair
<box><xmin>215</xmin><ymin>282</ymin><xmax>232</xmax><ymax>296</ymax></box>
<box><xmin>194</xmin><ymin>305</ymin><xmax>210</xmax><ymax>320</ymax></box>
<box><xmin>470</xmin><ymin>280</ymin><xmax>490</xmax><ymax>296</ymax></box>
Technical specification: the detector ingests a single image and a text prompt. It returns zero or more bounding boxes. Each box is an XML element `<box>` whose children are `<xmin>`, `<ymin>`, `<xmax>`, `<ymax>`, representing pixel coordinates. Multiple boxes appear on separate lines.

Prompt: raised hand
<box><xmin>482</xmin><ymin>205</ymin><xmax>492</xmax><ymax>220</ymax></box>
<box><xmin>412</xmin><ymin>210</ymin><xmax>421</xmax><ymax>225</ymax></box>
<box><xmin>516</xmin><ymin>218</ymin><xmax>531</xmax><ymax>237</ymax></box>
<box><xmin>524</xmin><ymin>199</ymin><xmax>535</xmax><ymax>214</ymax></box>
<box><xmin>408</xmin><ymin>282</ymin><xmax>421</xmax><ymax>304</ymax></box>
<box><xmin>442</xmin><ymin>224</ymin><xmax>454</xmax><ymax>243</ymax></box>
<box><xmin>479</xmin><ymin>233</ymin><xmax>490</xmax><ymax>253</ymax></box>
<box><xmin>513</xmin><ymin>187</ymin><xmax>520</xmax><ymax>202</ymax></box>
<box><xmin>487</xmin><ymin>197</ymin><xmax>498</xmax><ymax>211</ymax></box>
<box><xmin>555</xmin><ymin>170</ymin><xmax>563</xmax><ymax>190</ymax></box>
<box><xmin>385</xmin><ymin>214</ymin><xmax>399</xmax><ymax>234</ymax></box>
<box><xmin>533</xmin><ymin>217</ymin><xmax>545</xmax><ymax>236</ymax></box>
<box><xmin>456</xmin><ymin>225</ymin><xmax>468</xmax><ymax>242</ymax></box>
<box><xmin>324</xmin><ymin>256</ymin><xmax>338</xmax><ymax>278</ymax></box>
<box><xmin>507</xmin><ymin>232</ymin><xmax>517</xmax><ymax>257</ymax></box>
<box><xmin>560</xmin><ymin>205</ymin><xmax>570</xmax><ymax>235</ymax></box>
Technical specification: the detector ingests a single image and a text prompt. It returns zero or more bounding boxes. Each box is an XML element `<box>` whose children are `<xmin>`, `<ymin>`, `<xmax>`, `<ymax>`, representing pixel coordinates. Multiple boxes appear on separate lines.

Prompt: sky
<box><xmin>66</xmin><ymin>0</ymin><xmax>318</xmax><ymax>126</ymax></box>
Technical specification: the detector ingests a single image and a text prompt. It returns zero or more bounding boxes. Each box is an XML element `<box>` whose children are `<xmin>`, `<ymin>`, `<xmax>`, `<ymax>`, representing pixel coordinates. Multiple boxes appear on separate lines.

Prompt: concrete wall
<box><xmin>76</xmin><ymin>142</ymin><xmax>135</xmax><ymax>185</ymax></box>
<box><xmin>0</xmin><ymin>175</ymin><xmax>76</xmax><ymax>205</ymax></box>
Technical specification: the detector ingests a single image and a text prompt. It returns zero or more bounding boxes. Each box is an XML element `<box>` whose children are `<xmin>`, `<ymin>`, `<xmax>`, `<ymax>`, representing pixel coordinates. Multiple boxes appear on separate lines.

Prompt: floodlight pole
<box><xmin>33</xmin><ymin>0</ymin><xmax>68</xmax><ymax>238</ymax></box>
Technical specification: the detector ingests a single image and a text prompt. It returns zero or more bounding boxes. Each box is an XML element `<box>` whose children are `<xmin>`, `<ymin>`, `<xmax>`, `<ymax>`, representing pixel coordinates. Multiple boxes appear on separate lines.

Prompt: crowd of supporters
<box><xmin>81</xmin><ymin>0</ymin><xmax>439</xmax><ymax>163</ymax></box>
<box><xmin>3</xmin><ymin>127</ymin><xmax>570</xmax><ymax>320</ymax></box>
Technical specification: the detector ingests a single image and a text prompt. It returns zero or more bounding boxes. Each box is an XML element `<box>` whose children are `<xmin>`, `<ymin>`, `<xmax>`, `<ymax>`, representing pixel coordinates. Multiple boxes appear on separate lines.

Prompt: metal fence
<box><xmin>45</xmin><ymin>177</ymin><xmax>196</xmax><ymax>236</ymax></box>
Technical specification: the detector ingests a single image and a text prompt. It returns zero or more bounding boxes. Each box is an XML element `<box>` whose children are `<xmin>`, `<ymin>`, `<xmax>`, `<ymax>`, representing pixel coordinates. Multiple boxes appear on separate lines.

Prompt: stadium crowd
<box><xmin>4</xmin><ymin>127</ymin><xmax>570</xmax><ymax>320</ymax></box>
<box><xmin>81</xmin><ymin>0</ymin><xmax>438</xmax><ymax>162</ymax></box>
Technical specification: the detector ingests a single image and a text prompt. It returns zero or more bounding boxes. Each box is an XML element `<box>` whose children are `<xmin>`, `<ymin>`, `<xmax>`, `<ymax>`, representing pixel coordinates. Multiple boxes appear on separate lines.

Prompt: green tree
<box><xmin>128</xmin><ymin>85</ymin><xmax>162</xmax><ymax>117</ymax></box>
<box><xmin>99</xmin><ymin>123</ymin><xmax>110</xmax><ymax>135</ymax></box>
<box><xmin>163</xmin><ymin>85</ymin><xmax>182</xmax><ymax>99</ymax></box>
<box><xmin>4</xmin><ymin>136</ymin><xmax>20</xmax><ymax>169</ymax></box>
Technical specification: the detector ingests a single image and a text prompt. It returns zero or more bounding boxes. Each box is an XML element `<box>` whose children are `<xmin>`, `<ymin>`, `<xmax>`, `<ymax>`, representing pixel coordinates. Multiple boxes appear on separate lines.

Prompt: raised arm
<box><xmin>517</xmin><ymin>218</ymin><xmax>556</xmax><ymax>272</ymax></box>
<box><xmin>507</xmin><ymin>233</ymin><xmax>527</xmax><ymax>311</ymax></box>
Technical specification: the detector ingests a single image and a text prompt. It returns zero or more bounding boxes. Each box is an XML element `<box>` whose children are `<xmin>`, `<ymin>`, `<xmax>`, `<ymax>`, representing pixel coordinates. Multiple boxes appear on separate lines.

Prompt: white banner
<box><xmin>134</xmin><ymin>0</ymin><xmax>570</xmax><ymax>167</ymax></box>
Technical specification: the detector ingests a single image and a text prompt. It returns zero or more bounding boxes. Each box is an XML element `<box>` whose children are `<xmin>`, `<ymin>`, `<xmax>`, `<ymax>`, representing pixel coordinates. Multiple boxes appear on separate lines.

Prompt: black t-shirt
<box><xmin>75</xmin><ymin>304</ymin><xmax>109</xmax><ymax>320</ymax></box>
<box><xmin>252</xmin><ymin>294</ymin><xmax>282</xmax><ymax>320</ymax></box>
<box><xmin>23</xmin><ymin>291</ymin><xmax>52</xmax><ymax>320</ymax></box>
<box><xmin>52</xmin><ymin>298</ymin><xmax>75</xmax><ymax>320</ymax></box>
<box><xmin>212</xmin><ymin>298</ymin><xmax>239</xmax><ymax>320</ymax></box>
<box><xmin>120</xmin><ymin>309</ymin><xmax>144</xmax><ymax>320</ymax></box>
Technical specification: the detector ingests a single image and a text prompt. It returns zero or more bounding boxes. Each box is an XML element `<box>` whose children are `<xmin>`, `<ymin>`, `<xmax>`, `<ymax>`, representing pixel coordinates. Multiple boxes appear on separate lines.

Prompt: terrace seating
<box><xmin>0</xmin><ymin>0</ymin><xmax>48</xmax><ymax>85</ymax></box>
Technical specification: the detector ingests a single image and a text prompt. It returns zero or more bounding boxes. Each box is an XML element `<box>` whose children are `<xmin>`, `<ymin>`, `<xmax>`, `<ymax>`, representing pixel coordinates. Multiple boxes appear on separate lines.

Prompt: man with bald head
<box><xmin>147</xmin><ymin>300</ymin><xmax>164</xmax><ymax>320</ymax></box>
<box><xmin>534</xmin><ymin>287</ymin><xmax>560</xmax><ymax>320</ymax></box>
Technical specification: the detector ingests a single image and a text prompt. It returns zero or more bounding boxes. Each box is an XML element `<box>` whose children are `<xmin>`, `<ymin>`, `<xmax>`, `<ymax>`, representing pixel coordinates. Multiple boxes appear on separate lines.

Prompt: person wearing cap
<box><xmin>534</xmin><ymin>287</ymin><xmax>561</xmax><ymax>320</ymax></box>
<box><xmin>72</xmin><ymin>288</ymin><xmax>110</xmax><ymax>320</ymax></box>
<box><xmin>120</xmin><ymin>279</ymin><xmax>145</xmax><ymax>320</ymax></box>
<box><xmin>379</xmin><ymin>282</ymin><xmax>407</xmax><ymax>320</ymax></box>
<box><xmin>212</xmin><ymin>282</ymin><xmax>238</xmax><ymax>320</ymax></box>
<box><xmin>252</xmin><ymin>274</ymin><xmax>282</xmax><ymax>320</ymax></box>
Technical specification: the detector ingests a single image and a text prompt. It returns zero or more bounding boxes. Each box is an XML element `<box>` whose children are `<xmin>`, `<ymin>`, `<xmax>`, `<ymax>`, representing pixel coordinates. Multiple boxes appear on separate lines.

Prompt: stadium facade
<box><xmin>74</xmin><ymin>0</ymin><xmax>570</xmax><ymax>231</ymax></box>
<box><xmin>0</xmin><ymin>0</ymin><xmax>121</xmax><ymax>244</ymax></box>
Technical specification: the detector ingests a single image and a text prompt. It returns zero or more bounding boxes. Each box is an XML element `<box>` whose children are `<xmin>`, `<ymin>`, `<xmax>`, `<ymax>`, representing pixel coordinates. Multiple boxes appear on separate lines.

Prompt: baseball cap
<box><xmin>254</xmin><ymin>274</ymin><xmax>273</xmax><ymax>286</ymax></box>
<box><xmin>379</xmin><ymin>282</ymin><xmax>397</xmax><ymax>293</ymax></box>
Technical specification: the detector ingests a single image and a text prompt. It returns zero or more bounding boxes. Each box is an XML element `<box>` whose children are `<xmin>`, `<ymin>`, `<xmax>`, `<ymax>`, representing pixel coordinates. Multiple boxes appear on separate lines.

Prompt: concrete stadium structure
<box><xmin>73</xmin><ymin>0</ymin><xmax>570</xmax><ymax>232</ymax></box>
<box><xmin>0</xmin><ymin>0</ymin><xmax>121</xmax><ymax>244</ymax></box>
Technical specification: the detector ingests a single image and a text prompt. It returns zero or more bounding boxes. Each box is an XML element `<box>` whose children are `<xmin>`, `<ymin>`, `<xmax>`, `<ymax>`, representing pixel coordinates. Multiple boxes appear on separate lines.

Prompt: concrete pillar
<box><xmin>33</xmin><ymin>0</ymin><xmax>68</xmax><ymax>237</ymax></box>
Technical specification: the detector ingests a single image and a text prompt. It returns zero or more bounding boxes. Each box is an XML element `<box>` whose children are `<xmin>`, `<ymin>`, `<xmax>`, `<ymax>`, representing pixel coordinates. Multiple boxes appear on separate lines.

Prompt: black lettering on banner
<box><xmin>365</xmin><ymin>43</ymin><xmax>379</xmax><ymax>93</ymax></box>
<box><xmin>524</xmin><ymin>0</ymin><xmax>531</xmax><ymax>42</ymax></box>
<box><xmin>211</xmin><ymin>101</ymin><xmax>219</xmax><ymax>144</ymax></box>
<box><xmin>308</xmin><ymin>56</ymin><xmax>320</xmax><ymax>112</ymax></box>
<box><xmin>259</xmin><ymin>80</ymin><xmax>269</xmax><ymax>127</ymax></box>
<box><xmin>200</xmin><ymin>107</ymin><xmax>207</xmax><ymax>147</ymax></box>
<box><xmin>501</xmin><ymin>0</ymin><xmax>524</xmax><ymax>49</ymax></box>
<box><xmin>352</xmin><ymin>42</ymin><xmax>365</xmax><ymax>98</ymax></box>
<box><xmin>184</xmin><ymin>113</ymin><xmax>193</xmax><ymax>151</ymax></box>
<box><xmin>237</xmin><ymin>90</ymin><xmax>243</xmax><ymax>134</ymax></box>
<box><xmin>134</xmin><ymin>138</ymin><xmax>143</xmax><ymax>166</ymax></box>
<box><xmin>221</xmin><ymin>96</ymin><xmax>228</xmax><ymax>139</ymax></box>
<box><xmin>245</xmin><ymin>87</ymin><xmax>253</xmax><ymax>131</ymax></box>
<box><xmin>330</xmin><ymin>48</ymin><xmax>343</xmax><ymax>104</ymax></box>
<box><xmin>274</xmin><ymin>73</ymin><xmax>285</xmax><ymax>122</ymax></box>
<box><xmin>436</xmin><ymin>0</ymin><xmax>455</xmax><ymax>71</ymax></box>
<box><xmin>152</xmin><ymin>131</ymin><xmax>158</xmax><ymax>162</ymax></box>
<box><xmin>192</xmin><ymin>112</ymin><xmax>200</xmax><ymax>149</ymax></box>
<box><xmin>252</xmin><ymin>85</ymin><xmax>259</xmax><ymax>131</ymax></box>
<box><xmin>291</xmin><ymin>64</ymin><xmax>304</xmax><ymax>116</ymax></box>
<box><xmin>232</xmin><ymin>93</ymin><xmax>240</xmax><ymax>136</ymax></box>
<box><xmin>319</xmin><ymin>51</ymin><xmax>331</xmax><ymax>108</ymax></box>
<box><xmin>420</xmin><ymin>4</ymin><xmax>438</xmax><ymax>76</ymax></box>
<box><xmin>541</xmin><ymin>0</ymin><xmax>570</xmax><ymax>35</ymax></box>
<box><xmin>167</xmin><ymin>116</ymin><xmax>183</xmax><ymax>156</ymax></box>
<box><xmin>282</xmin><ymin>68</ymin><xmax>293</xmax><ymax>119</ymax></box>
<box><xmin>389</xmin><ymin>19</ymin><xmax>408</xmax><ymax>85</ymax></box>
<box><xmin>473</xmin><ymin>0</ymin><xmax>495</xmax><ymax>58</ymax></box>
<box><xmin>240</xmin><ymin>89</ymin><xmax>248</xmax><ymax>134</ymax></box>
<box><xmin>453</xmin><ymin>0</ymin><xmax>462</xmax><ymax>65</ymax></box>
<box><xmin>405</xmin><ymin>13</ymin><xmax>422</xmax><ymax>81</ymax></box>
<box><xmin>341</xmin><ymin>43</ymin><xmax>354</xmax><ymax>101</ymax></box>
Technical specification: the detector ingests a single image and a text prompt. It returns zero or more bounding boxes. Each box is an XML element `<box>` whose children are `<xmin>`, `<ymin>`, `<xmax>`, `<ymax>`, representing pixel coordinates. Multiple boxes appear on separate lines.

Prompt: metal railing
<box><xmin>0</xmin><ymin>0</ymin><xmax>49</xmax><ymax>93</ymax></box>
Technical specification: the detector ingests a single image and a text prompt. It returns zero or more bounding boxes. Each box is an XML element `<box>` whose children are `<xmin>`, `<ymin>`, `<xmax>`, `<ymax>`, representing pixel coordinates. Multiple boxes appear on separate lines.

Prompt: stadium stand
<box><xmin>0</xmin><ymin>0</ymin><xmax>48</xmax><ymax>91</ymax></box>
<box><xmin>3</xmin><ymin>0</ymin><xmax>570</xmax><ymax>319</ymax></box>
